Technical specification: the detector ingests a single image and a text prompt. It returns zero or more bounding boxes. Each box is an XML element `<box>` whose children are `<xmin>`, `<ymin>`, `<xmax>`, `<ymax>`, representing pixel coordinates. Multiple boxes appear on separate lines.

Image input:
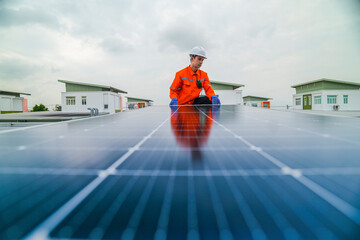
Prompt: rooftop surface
<box><xmin>287</xmin><ymin>109</ymin><xmax>360</xmax><ymax>118</ymax></box>
<box><xmin>58</xmin><ymin>79</ymin><xmax>128</xmax><ymax>94</ymax></box>
<box><xmin>0</xmin><ymin>111</ymin><xmax>99</xmax><ymax>122</ymax></box>
<box><xmin>243</xmin><ymin>95</ymin><xmax>273</xmax><ymax>101</ymax></box>
<box><xmin>0</xmin><ymin>112</ymin><xmax>102</xmax><ymax>131</ymax></box>
<box><xmin>126</xmin><ymin>96</ymin><xmax>154</xmax><ymax>102</ymax></box>
<box><xmin>0</xmin><ymin>90</ymin><xmax>31</xmax><ymax>96</ymax></box>
<box><xmin>291</xmin><ymin>78</ymin><xmax>360</xmax><ymax>88</ymax></box>
<box><xmin>210</xmin><ymin>80</ymin><xmax>244</xmax><ymax>87</ymax></box>
<box><xmin>0</xmin><ymin>105</ymin><xmax>359</xmax><ymax>239</ymax></box>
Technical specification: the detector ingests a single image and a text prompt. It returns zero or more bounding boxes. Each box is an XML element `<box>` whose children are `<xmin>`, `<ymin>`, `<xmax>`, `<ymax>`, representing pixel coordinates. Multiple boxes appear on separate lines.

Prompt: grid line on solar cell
<box><xmin>3</xmin><ymin>144</ymin><xmax>360</xmax><ymax>153</ymax></box>
<box><xmin>2</xmin><ymin>167</ymin><xmax>360</xmax><ymax>177</ymax></box>
<box><xmin>154</xmin><ymin>151</ymin><xmax>177</xmax><ymax>240</ymax></box>
<box><xmin>220</xmin><ymin>107</ymin><xmax>360</xmax><ymax>145</ymax></box>
<box><xmin>76</xmin><ymin>176</ymin><xmax>139</xmax><ymax>239</ymax></box>
<box><xmin>287</xmin><ymin>126</ymin><xmax>360</xmax><ymax>146</ymax></box>
<box><xmin>197</xmin><ymin>106</ymin><xmax>360</xmax><ymax>227</ymax></box>
<box><xmin>0</xmin><ymin>112</ymin><xmax>118</xmax><ymax>135</ymax></box>
<box><xmin>257</xmin><ymin>115</ymin><xmax>360</xmax><ymax>146</ymax></box>
<box><xmin>205</xmin><ymin>141</ymin><xmax>357</xmax><ymax>239</ymax></box>
<box><xmin>0</xmin><ymin>148</ymin><xmax>129</xmax><ymax>170</ymax></box>
<box><xmin>187</xmin><ymin>158</ymin><xmax>200</xmax><ymax>240</ymax></box>
<box><xmin>203</xmin><ymin>148</ymin><xmax>266</xmax><ymax>239</ymax></box>
<box><xmin>202</xmin><ymin>153</ymin><xmax>234</xmax><ymax>239</ymax></box>
<box><xmin>1</xmin><ymin>105</ymin><xmax>360</xmax><ymax>239</ymax></box>
<box><xmin>0</xmin><ymin>175</ymin><xmax>95</xmax><ymax>239</ymax></box>
<box><xmin>120</xmin><ymin>151</ymin><xmax>167</xmax><ymax>240</ymax></box>
<box><xmin>23</xmin><ymin>111</ymin><xmax>175</xmax><ymax>240</ymax></box>
<box><xmin>207</xmin><ymin>147</ymin><xmax>300</xmax><ymax>238</ymax></box>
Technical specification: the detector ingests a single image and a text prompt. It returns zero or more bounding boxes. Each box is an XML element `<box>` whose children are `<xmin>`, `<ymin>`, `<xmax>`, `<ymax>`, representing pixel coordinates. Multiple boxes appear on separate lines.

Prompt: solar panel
<box><xmin>0</xmin><ymin>105</ymin><xmax>359</xmax><ymax>239</ymax></box>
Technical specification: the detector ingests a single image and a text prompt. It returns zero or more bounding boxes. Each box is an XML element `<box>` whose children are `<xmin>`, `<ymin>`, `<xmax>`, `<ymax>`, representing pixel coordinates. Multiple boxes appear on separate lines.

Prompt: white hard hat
<box><xmin>189</xmin><ymin>46</ymin><xmax>207</xmax><ymax>59</ymax></box>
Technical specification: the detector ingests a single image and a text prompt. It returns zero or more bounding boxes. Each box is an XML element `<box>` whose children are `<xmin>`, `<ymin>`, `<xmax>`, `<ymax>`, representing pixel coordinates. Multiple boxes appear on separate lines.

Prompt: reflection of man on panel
<box><xmin>170</xmin><ymin>106</ymin><xmax>218</xmax><ymax>160</ymax></box>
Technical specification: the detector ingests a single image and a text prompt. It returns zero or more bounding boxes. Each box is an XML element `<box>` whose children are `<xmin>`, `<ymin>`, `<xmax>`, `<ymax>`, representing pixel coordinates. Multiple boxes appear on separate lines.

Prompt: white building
<box><xmin>0</xmin><ymin>90</ymin><xmax>30</xmax><ymax>113</ymax></box>
<box><xmin>126</xmin><ymin>97</ymin><xmax>153</xmax><ymax>110</ymax></box>
<box><xmin>243</xmin><ymin>96</ymin><xmax>272</xmax><ymax>108</ymax></box>
<box><xmin>291</xmin><ymin>78</ymin><xmax>360</xmax><ymax>111</ymax></box>
<box><xmin>58</xmin><ymin>80</ymin><xmax>127</xmax><ymax>114</ymax></box>
<box><xmin>200</xmin><ymin>80</ymin><xmax>244</xmax><ymax>105</ymax></box>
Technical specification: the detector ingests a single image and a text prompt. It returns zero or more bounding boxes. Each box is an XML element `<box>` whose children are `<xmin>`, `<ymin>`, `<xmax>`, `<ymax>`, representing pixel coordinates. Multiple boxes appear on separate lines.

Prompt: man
<box><xmin>169</xmin><ymin>46</ymin><xmax>221</xmax><ymax>105</ymax></box>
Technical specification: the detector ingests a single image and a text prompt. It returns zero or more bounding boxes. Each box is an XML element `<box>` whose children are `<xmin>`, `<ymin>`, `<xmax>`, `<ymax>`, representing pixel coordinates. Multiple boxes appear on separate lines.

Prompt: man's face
<box><xmin>191</xmin><ymin>55</ymin><xmax>206</xmax><ymax>70</ymax></box>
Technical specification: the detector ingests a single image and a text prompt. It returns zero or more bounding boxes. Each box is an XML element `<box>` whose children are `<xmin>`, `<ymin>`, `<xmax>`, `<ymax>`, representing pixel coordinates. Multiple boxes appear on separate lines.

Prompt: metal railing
<box><xmin>87</xmin><ymin>108</ymin><xmax>99</xmax><ymax>116</ymax></box>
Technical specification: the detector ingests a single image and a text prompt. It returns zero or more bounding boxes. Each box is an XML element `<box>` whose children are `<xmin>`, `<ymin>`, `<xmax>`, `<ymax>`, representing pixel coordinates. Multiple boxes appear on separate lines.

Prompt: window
<box><xmin>66</xmin><ymin>96</ymin><xmax>75</xmax><ymax>105</ymax></box>
<box><xmin>104</xmin><ymin>104</ymin><xmax>108</xmax><ymax>109</ymax></box>
<box><xmin>327</xmin><ymin>95</ymin><xmax>337</xmax><ymax>104</ymax></box>
<box><xmin>304</xmin><ymin>97</ymin><xmax>307</xmax><ymax>106</ymax></box>
<box><xmin>82</xmin><ymin>96</ymin><xmax>87</xmax><ymax>105</ymax></box>
<box><xmin>343</xmin><ymin>95</ymin><xmax>348</xmax><ymax>104</ymax></box>
<box><xmin>295</xmin><ymin>98</ymin><xmax>301</xmax><ymax>105</ymax></box>
<box><xmin>314</xmin><ymin>96</ymin><xmax>321</xmax><ymax>104</ymax></box>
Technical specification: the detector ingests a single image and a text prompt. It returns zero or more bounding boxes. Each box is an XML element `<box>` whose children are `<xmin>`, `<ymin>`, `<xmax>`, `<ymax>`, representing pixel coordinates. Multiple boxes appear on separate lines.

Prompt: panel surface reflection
<box><xmin>170</xmin><ymin>105</ymin><xmax>219</xmax><ymax>160</ymax></box>
<box><xmin>0</xmin><ymin>105</ymin><xmax>359</xmax><ymax>239</ymax></box>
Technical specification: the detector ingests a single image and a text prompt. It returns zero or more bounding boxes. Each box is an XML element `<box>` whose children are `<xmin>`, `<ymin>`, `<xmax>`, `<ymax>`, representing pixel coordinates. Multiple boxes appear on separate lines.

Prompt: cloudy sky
<box><xmin>1</xmin><ymin>0</ymin><xmax>359</xmax><ymax>108</ymax></box>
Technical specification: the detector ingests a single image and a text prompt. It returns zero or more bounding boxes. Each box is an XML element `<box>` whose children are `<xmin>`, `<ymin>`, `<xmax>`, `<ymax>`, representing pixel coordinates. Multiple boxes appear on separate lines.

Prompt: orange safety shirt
<box><xmin>169</xmin><ymin>66</ymin><xmax>215</xmax><ymax>105</ymax></box>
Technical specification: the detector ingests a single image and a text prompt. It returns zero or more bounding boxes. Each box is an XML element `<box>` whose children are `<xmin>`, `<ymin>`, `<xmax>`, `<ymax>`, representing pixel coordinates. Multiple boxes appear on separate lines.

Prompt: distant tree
<box><xmin>54</xmin><ymin>104</ymin><xmax>62</xmax><ymax>111</ymax></box>
<box><xmin>32</xmin><ymin>104</ymin><xmax>49</xmax><ymax>112</ymax></box>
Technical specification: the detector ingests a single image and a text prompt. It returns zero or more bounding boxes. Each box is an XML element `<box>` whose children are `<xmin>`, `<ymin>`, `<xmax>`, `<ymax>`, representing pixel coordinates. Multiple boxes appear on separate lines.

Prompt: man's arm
<box><xmin>169</xmin><ymin>72</ymin><xmax>182</xmax><ymax>100</ymax></box>
<box><xmin>203</xmin><ymin>74</ymin><xmax>215</xmax><ymax>100</ymax></box>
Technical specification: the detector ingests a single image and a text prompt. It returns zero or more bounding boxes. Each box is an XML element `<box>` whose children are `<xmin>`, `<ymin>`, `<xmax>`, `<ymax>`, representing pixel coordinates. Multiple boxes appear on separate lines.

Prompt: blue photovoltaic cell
<box><xmin>0</xmin><ymin>149</ymin><xmax>128</xmax><ymax>169</ymax></box>
<box><xmin>0</xmin><ymin>105</ymin><xmax>359</xmax><ymax>239</ymax></box>
<box><xmin>0</xmin><ymin>174</ymin><xmax>95</xmax><ymax>239</ymax></box>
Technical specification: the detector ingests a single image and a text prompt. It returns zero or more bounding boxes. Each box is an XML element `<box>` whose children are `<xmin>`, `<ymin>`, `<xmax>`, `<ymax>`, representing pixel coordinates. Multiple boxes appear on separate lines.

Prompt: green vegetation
<box><xmin>54</xmin><ymin>104</ymin><xmax>62</xmax><ymax>111</ymax></box>
<box><xmin>0</xmin><ymin>111</ymin><xmax>22</xmax><ymax>114</ymax></box>
<box><xmin>32</xmin><ymin>104</ymin><xmax>49</xmax><ymax>112</ymax></box>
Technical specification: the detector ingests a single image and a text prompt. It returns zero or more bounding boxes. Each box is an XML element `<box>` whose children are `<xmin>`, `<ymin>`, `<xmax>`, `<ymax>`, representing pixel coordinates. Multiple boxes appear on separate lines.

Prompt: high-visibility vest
<box><xmin>169</xmin><ymin>66</ymin><xmax>215</xmax><ymax>105</ymax></box>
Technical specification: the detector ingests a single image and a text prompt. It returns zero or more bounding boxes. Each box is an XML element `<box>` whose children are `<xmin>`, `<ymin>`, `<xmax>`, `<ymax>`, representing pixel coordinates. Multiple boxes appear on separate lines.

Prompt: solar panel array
<box><xmin>0</xmin><ymin>105</ymin><xmax>359</xmax><ymax>239</ymax></box>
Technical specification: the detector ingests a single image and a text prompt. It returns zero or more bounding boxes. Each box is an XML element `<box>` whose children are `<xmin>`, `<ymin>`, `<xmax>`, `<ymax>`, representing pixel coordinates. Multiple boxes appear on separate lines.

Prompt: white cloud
<box><xmin>0</xmin><ymin>0</ymin><xmax>359</xmax><ymax>108</ymax></box>
<box><xmin>100</xmin><ymin>35</ymin><xmax>136</xmax><ymax>54</ymax></box>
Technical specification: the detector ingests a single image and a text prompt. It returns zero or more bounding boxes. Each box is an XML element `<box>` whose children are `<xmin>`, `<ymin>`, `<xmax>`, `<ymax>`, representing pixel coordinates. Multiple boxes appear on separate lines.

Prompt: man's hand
<box><xmin>169</xmin><ymin>98</ymin><xmax>178</xmax><ymax>106</ymax></box>
<box><xmin>211</xmin><ymin>96</ymin><xmax>221</xmax><ymax>105</ymax></box>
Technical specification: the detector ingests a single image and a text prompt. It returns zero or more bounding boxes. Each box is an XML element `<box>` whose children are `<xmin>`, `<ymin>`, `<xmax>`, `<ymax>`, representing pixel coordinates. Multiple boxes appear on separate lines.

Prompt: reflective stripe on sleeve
<box><xmin>181</xmin><ymin>77</ymin><xmax>193</xmax><ymax>82</ymax></box>
<box><xmin>170</xmin><ymin>86</ymin><xmax>181</xmax><ymax>90</ymax></box>
<box><xmin>199</xmin><ymin>78</ymin><xmax>205</xmax><ymax>81</ymax></box>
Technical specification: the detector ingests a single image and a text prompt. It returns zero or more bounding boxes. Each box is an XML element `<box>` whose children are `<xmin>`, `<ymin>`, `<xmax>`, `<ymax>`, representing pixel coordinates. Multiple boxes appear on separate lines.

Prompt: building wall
<box><xmin>13</xmin><ymin>97</ymin><xmax>23</xmax><ymax>111</ymax></box>
<box><xmin>23</xmin><ymin>98</ymin><xmax>28</xmax><ymax>112</ymax></box>
<box><xmin>244</xmin><ymin>101</ymin><xmax>262</xmax><ymax>107</ymax></box>
<box><xmin>293</xmin><ymin>94</ymin><xmax>302</xmax><ymax>110</ymax></box>
<box><xmin>122</xmin><ymin>97</ymin><xmax>127</xmax><ymax>111</ymax></box>
<box><xmin>61</xmin><ymin>91</ymin><xmax>123</xmax><ymax>113</ymax></box>
<box><xmin>212</xmin><ymin>89</ymin><xmax>243</xmax><ymax>105</ymax></box>
<box><xmin>126</xmin><ymin>101</ymin><xmax>150</xmax><ymax>110</ymax></box>
<box><xmin>0</xmin><ymin>96</ymin><xmax>12</xmax><ymax>110</ymax></box>
<box><xmin>115</xmin><ymin>95</ymin><xmax>121</xmax><ymax>111</ymax></box>
<box><xmin>126</xmin><ymin>98</ymin><xmax>151</xmax><ymax>109</ymax></box>
<box><xmin>0</xmin><ymin>95</ymin><xmax>23</xmax><ymax>112</ymax></box>
<box><xmin>292</xmin><ymin>89</ymin><xmax>360</xmax><ymax>111</ymax></box>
